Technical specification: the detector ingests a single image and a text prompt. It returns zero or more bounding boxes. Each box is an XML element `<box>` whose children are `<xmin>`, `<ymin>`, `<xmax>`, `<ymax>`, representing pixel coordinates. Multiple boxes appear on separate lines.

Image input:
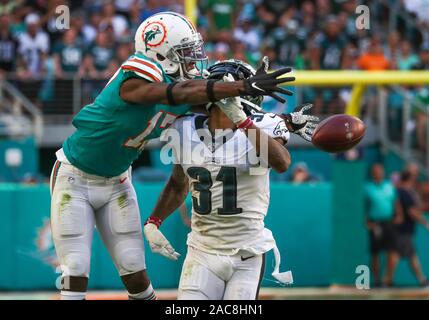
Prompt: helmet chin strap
<box><xmin>164</xmin><ymin>51</ymin><xmax>188</xmax><ymax>81</ymax></box>
<box><xmin>167</xmin><ymin>46</ymin><xmax>208</xmax><ymax>80</ymax></box>
<box><xmin>178</xmin><ymin>63</ymin><xmax>201</xmax><ymax>80</ymax></box>
<box><xmin>166</xmin><ymin>65</ymin><xmax>192</xmax><ymax>81</ymax></box>
<box><xmin>187</xmin><ymin>67</ymin><xmax>201</xmax><ymax>78</ymax></box>
<box><xmin>177</xmin><ymin>64</ymin><xmax>187</xmax><ymax>81</ymax></box>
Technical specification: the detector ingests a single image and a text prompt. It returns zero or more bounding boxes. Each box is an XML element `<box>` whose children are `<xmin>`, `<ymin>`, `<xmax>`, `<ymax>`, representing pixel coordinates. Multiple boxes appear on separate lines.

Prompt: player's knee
<box><xmin>118</xmin><ymin>248</ymin><xmax>146</xmax><ymax>274</ymax></box>
<box><xmin>121</xmin><ymin>270</ymin><xmax>151</xmax><ymax>294</ymax></box>
<box><xmin>62</xmin><ymin>253</ymin><xmax>90</xmax><ymax>277</ymax></box>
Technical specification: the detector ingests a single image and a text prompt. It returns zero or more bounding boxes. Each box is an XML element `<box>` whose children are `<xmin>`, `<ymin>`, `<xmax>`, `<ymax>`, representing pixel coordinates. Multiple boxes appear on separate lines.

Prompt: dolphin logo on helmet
<box><xmin>143</xmin><ymin>23</ymin><xmax>166</xmax><ymax>51</ymax></box>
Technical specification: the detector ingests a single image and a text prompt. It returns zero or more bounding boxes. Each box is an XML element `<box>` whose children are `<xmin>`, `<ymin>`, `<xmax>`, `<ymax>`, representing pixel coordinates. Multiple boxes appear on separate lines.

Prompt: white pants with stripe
<box><xmin>178</xmin><ymin>246</ymin><xmax>265</xmax><ymax>300</ymax></box>
<box><xmin>50</xmin><ymin>161</ymin><xmax>146</xmax><ymax>279</ymax></box>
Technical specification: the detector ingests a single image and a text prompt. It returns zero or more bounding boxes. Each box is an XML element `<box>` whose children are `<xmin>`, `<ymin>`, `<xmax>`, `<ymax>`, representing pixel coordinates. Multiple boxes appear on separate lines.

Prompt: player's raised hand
<box><xmin>240</xmin><ymin>56</ymin><xmax>295</xmax><ymax>104</ymax></box>
<box><xmin>143</xmin><ymin>222</ymin><xmax>180</xmax><ymax>260</ymax></box>
<box><xmin>284</xmin><ymin>103</ymin><xmax>320</xmax><ymax>142</ymax></box>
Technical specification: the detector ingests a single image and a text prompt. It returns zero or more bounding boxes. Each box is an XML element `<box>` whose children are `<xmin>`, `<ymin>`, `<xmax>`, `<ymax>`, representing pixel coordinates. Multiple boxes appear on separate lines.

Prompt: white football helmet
<box><xmin>135</xmin><ymin>12</ymin><xmax>208</xmax><ymax>80</ymax></box>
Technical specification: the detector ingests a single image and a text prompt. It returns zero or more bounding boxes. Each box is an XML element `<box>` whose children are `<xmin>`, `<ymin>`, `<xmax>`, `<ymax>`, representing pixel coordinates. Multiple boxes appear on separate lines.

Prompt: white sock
<box><xmin>128</xmin><ymin>283</ymin><xmax>156</xmax><ymax>300</ymax></box>
<box><xmin>60</xmin><ymin>291</ymin><xmax>86</xmax><ymax>300</ymax></box>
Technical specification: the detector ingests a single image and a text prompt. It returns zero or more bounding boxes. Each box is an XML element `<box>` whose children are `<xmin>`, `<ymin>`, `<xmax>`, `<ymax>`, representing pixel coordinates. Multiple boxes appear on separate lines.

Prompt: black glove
<box><xmin>240</xmin><ymin>56</ymin><xmax>295</xmax><ymax>104</ymax></box>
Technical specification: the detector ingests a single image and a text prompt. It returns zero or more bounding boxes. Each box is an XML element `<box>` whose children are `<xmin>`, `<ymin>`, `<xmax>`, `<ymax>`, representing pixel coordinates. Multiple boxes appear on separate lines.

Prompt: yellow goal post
<box><xmin>183</xmin><ymin>0</ymin><xmax>429</xmax><ymax>116</ymax></box>
<box><xmin>291</xmin><ymin>70</ymin><xmax>429</xmax><ymax>116</ymax></box>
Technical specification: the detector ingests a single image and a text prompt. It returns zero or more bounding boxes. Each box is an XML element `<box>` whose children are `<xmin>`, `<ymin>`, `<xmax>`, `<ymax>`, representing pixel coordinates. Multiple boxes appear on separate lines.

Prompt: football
<box><xmin>312</xmin><ymin>114</ymin><xmax>366</xmax><ymax>153</ymax></box>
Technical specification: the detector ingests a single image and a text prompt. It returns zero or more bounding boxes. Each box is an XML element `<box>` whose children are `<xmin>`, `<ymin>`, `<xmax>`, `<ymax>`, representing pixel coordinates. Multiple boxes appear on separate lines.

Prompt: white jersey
<box><xmin>167</xmin><ymin>112</ymin><xmax>289</xmax><ymax>256</ymax></box>
<box><xmin>18</xmin><ymin>31</ymin><xmax>49</xmax><ymax>75</ymax></box>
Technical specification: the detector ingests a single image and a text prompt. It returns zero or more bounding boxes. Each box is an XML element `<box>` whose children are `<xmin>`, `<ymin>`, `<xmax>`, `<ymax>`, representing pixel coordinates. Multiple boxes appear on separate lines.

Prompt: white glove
<box><xmin>143</xmin><ymin>223</ymin><xmax>180</xmax><ymax>260</ymax></box>
<box><xmin>215</xmin><ymin>74</ymin><xmax>248</xmax><ymax>125</ymax></box>
<box><xmin>284</xmin><ymin>103</ymin><xmax>320</xmax><ymax>142</ymax></box>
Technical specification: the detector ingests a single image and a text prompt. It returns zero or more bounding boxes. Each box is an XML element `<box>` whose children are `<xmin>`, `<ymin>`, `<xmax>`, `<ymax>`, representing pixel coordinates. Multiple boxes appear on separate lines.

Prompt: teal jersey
<box><xmin>85</xmin><ymin>44</ymin><xmax>115</xmax><ymax>72</ymax></box>
<box><xmin>365</xmin><ymin>181</ymin><xmax>397</xmax><ymax>221</ymax></box>
<box><xmin>53</xmin><ymin>42</ymin><xmax>83</xmax><ymax>73</ymax></box>
<box><xmin>63</xmin><ymin>53</ymin><xmax>190</xmax><ymax>177</ymax></box>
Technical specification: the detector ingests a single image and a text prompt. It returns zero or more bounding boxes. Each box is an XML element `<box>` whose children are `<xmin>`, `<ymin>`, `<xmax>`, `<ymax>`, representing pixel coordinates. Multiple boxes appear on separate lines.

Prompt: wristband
<box><xmin>237</xmin><ymin>117</ymin><xmax>254</xmax><ymax>130</ymax></box>
<box><xmin>144</xmin><ymin>216</ymin><xmax>163</xmax><ymax>228</ymax></box>
<box><xmin>206</xmin><ymin>80</ymin><xmax>217</xmax><ymax>102</ymax></box>
<box><xmin>166</xmin><ymin>82</ymin><xmax>179</xmax><ymax>106</ymax></box>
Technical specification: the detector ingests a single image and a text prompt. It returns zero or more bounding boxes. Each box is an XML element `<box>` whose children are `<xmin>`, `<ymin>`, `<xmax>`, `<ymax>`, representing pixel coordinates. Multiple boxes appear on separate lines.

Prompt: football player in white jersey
<box><xmin>144</xmin><ymin>60</ymin><xmax>319</xmax><ymax>299</ymax></box>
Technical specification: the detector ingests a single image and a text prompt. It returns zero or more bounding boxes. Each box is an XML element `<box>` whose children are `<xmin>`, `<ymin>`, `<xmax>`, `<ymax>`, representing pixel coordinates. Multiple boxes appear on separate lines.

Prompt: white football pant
<box><xmin>50</xmin><ymin>161</ymin><xmax>146</xmax><ymax>280</ymax></box>
<box><xmin>178</xmin><ymin>246</ymin><xmax>265</xmax><ymax>300</ymax></box>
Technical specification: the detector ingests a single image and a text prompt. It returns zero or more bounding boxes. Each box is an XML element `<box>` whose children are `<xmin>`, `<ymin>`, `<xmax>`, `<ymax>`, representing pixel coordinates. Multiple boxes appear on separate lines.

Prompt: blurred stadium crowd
<box><xmin>0</xmin><ymin>0</ymin><xmax>428</xmax><ymax>182</ymax></box>
<box><xmin>0</xmin><ymin>0</ymin><xmax>427</xmax><ymax>114</ymax></box>
<box><xmin>1</xmin><ymin>0</ymin><xmax>428</xmax><ymax>74</ymax></box>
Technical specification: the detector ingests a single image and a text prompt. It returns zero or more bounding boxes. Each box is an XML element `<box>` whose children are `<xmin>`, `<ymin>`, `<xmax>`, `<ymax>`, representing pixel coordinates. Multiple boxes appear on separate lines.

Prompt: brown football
<box><xmin>312</xmin><ymin>114</ymin><xmax>366</xmax><ymax>153</ymax></box>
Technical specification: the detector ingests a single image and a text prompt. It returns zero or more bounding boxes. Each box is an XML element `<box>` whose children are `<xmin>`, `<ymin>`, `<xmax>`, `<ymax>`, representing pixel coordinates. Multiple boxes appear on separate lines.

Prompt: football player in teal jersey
<box><xmin>49</xmin><ymin>11</ymin><xmax>311</xmax><ymax>300</ymax></box>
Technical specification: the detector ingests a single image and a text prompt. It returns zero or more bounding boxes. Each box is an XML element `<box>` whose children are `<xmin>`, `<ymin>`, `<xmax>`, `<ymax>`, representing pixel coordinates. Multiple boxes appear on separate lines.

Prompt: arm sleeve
<box><xmin>121</xmin><ymin>56</ymin><xmax>164</xmax><ymax>83</ymax></box>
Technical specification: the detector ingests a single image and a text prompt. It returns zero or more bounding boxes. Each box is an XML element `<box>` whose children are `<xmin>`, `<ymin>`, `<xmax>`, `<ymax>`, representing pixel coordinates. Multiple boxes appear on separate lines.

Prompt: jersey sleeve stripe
<box><xmin>121</xmin><ymin>65</ymin><xmax>161</xmax><ymax>82</ymax></box>
<box><xmin>122</xmin><ymin>61</ymin><xmax>163</xmax><ymax>81</ymax></box>
<box><xmin>129</xmin><ymin>58</ymin><xmax>163</xmax><ymax>77</ymax></box>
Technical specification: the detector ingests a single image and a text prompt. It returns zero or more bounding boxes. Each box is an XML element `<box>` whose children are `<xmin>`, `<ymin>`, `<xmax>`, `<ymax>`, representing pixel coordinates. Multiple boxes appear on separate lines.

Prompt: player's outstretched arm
<box><xmin>215</xmin><ymin>103</ymin><xmax>291</xmax><ymax>173</ymax></box>
<box><xmin>120</xmin><ymin>65</ymin><xmax>295</xmax><ymax>106</ymax></box>
<box><xmin>281</xmin><ymin>104</ymin><xmax>320</xmax><ymax>142</ymax></box>
<box><xmin>143</xmin><ymin>164</ymin><xmax>189</xmax><ymax>260</ymax></box>
<box><xmin>245</xmin><ymin>123</ymin><xmax>291</xmax><ymax>173</ymax></box>
<box><xmin>215</xmin><ymin>74</ymin><xmax>291</xmax><ymax>173</ymax></box>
